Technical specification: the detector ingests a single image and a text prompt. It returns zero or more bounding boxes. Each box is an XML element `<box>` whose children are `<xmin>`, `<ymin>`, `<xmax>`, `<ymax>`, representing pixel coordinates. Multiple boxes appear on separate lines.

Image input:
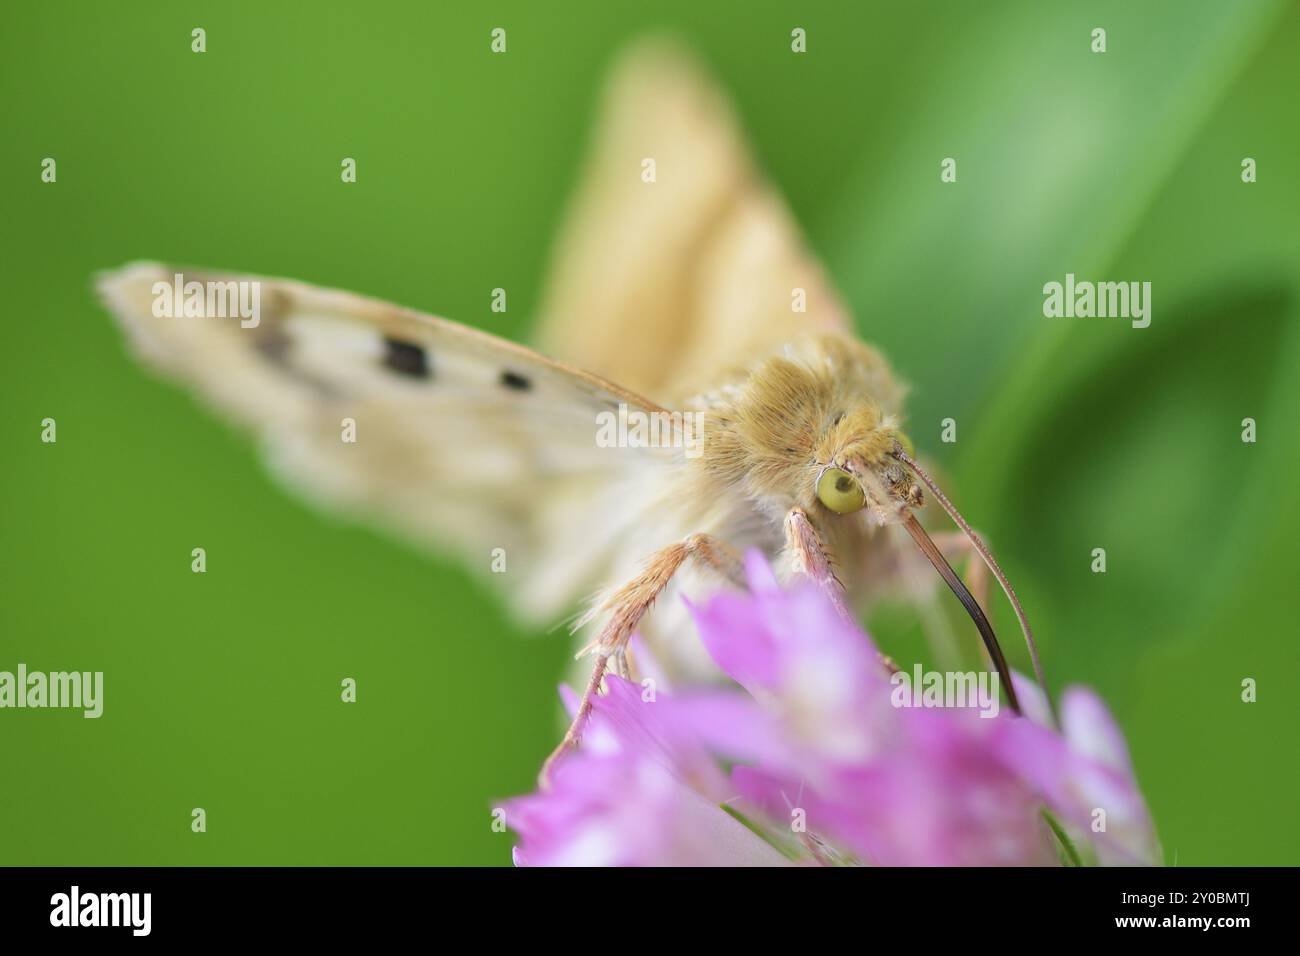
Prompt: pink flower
<box><xmin>504</xmin><ymin>675</ymin><xmax>790</xmax><ymax>866</ymax></box>
<box><xmin>504</xmin><ymin>553</ymin><xmax>1159</xmax><ymax>866</ymax></box>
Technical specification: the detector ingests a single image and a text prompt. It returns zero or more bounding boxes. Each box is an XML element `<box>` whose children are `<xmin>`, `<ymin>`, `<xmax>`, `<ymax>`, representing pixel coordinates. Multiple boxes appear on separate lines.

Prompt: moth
<box><xmin>97</xmin><ymin>40</ymin><xmax>1043</xmax><ymax>776</ymax></box>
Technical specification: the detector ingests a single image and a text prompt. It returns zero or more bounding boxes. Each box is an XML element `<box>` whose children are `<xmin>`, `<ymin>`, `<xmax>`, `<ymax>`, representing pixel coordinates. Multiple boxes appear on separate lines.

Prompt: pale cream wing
<box><xmin>536</xmin><ymin>38</ymin><xmax>852</xmax><ymax>403</ymax></box>
<box><xmin>96</xmin><ymin>261</ymin><xmax>676</xmax><ymax>622</ymax></box>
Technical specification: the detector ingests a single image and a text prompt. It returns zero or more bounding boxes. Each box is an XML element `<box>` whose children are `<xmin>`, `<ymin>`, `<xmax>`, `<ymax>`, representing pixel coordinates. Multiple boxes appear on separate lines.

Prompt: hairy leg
<box><xmin>783</xmin><ymin>507</ymin><xmax>852</xmax><ymax>623</ymax></box>
<box><xmin>932</xmin><ymin>530</ymin><xmax>990</xmax><ymax>614</ymax></box>
<box><xmin>785</xmin><ymin>508</ymin><xmax>898</xmax><ymax>675</ymax></box>
<box><xmin>539</xmin><ymin>533</ymin><xmax>743</xmax><ymax>785</ymax></box>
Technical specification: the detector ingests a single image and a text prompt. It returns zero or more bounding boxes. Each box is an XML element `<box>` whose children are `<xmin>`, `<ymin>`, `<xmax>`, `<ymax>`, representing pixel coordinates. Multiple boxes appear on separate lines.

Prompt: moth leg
<box><xmin>786</xmin><ymin>508</ymin><xmax>900</xmax><ymax>676</ymax></box>
<box><xmin>783</xmin><ymin>507</ymin><xmax>852</xmax><ymax>623</ymax></box>
<box><xmin>540</xmin><ymin>656</ymin><xmax>612</xmax><ymax>785</ymax></box>
<box><xmin>539</xmin><ymin>534</ymin><xmax>744</xmax><ymax>785</ymax></box>
<box><xmin>620</xmin><ymin>642</ymin><xmax>645</xmax><ymax>684</ymax></box>
<box><xmin>576</xmin><ymin>533</ymin><xmax>746</xmax><ymax>659</ymax></box>
<box><xmin>611</xmin><ymin>647</ymin><xmax>631</xmax><ymax>680</ymax></box>
<box><xmin>905</xmin><ymin>529</ymin><xmax>997</xmax><ymax>675</ymax></box>
<box><xmin>889</xmin><ymin>525</ymin><xmax>990</xmax><ymax>614</ymax></box>
<box><xmin>931</xmin><ymin>531</ymin><xmax>990</xmax><ymax>616</ymax></box>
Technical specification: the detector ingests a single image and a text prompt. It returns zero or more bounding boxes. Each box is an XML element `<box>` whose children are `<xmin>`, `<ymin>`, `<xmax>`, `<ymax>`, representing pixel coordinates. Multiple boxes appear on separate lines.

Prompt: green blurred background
<box><xmin>2</xmin><ymin>1</ymin><xmax>1297</xmax><ymax>865</ymax></box>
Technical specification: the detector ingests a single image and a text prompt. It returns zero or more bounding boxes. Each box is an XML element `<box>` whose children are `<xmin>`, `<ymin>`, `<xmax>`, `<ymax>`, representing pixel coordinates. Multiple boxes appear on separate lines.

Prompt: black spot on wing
<box><xmin>383</xmin><ymin>337</ymin><xmax>431</xmax><ymax>378</ymax></box>
<box><xmin>256</xmin><ymin>326</ymin><xmax>291</xmax><ymax>365</ymax></box>
<box><xmin>252</xmin><ymin>325</ymin><xmax>339</xmax><ymax>397</ymax></box>
<box><xmin>500</xmin><ymin>370</ymin><xmax>532</xmax><ymax>392</ymax></box>
<box><xmin>250</xmin><ymin>288</ymin><xmax>293</xmax><ymax>366</ymax></box>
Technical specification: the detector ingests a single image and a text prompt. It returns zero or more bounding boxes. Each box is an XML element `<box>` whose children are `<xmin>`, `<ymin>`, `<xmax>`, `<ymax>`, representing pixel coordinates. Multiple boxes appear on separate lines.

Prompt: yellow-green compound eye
<box><xmin>817</xmin><ymin>467</ymin><xmax>866</xmax><ymax>514</ymax></box>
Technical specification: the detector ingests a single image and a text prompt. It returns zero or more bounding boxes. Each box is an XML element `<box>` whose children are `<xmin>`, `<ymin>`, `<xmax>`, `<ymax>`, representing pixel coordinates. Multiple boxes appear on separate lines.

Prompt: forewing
<box><xmin>96</xmin><ymin>261</ymin><xmax>674</xmax><ymax>621</ymax></box>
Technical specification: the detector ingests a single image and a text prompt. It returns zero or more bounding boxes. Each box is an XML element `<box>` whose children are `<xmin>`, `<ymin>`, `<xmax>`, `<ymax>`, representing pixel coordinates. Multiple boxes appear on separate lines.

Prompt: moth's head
<box><xmin>810</xmin><ymin>418</ymin><xmax>1031</xmax><ymax>717</ymax></box>
<box><xmin>709</xmin><ymin>346</ymin><xmax>1037</xmax><ymax>718</ymax></box>
<box><xmin>809</xmin><ymin>406</ymin><xmax>921</xmax><ymax>524</ymax></box>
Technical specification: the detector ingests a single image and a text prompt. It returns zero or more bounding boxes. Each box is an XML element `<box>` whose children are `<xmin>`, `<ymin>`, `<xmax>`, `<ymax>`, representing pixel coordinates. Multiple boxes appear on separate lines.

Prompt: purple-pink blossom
<box><xmin>504</xmin><ymin>553</ymin><xmax>1159</xmax><ymax>866</ymax></box>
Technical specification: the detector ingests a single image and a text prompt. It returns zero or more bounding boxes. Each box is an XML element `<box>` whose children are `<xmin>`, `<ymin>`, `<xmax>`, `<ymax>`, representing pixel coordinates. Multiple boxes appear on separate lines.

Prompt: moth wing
<box><xmin>536</xmin><ymin>38</ymin><xmax>852</xmax><ymax>402</ymax></box>
<box><xmin>96</xmin><ymin>261</ymin><xmax>675</xmax><ymax>622</ymax></box>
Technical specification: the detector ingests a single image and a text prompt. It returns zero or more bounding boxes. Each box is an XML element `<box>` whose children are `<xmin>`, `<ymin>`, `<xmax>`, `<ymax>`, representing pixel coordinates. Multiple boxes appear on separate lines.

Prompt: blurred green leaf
<box><xmin>819</xmin><ymin>0</ymin><xmax>1289</xmax><ymax>434</ymax></box>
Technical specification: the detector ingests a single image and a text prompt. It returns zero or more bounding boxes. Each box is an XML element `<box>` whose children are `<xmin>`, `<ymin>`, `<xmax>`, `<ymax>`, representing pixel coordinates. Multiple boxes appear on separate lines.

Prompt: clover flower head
<box><xmin>506</xmin><ymin>553</ymin><xmax>1159</xmax><ymax>867</ymax></box>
